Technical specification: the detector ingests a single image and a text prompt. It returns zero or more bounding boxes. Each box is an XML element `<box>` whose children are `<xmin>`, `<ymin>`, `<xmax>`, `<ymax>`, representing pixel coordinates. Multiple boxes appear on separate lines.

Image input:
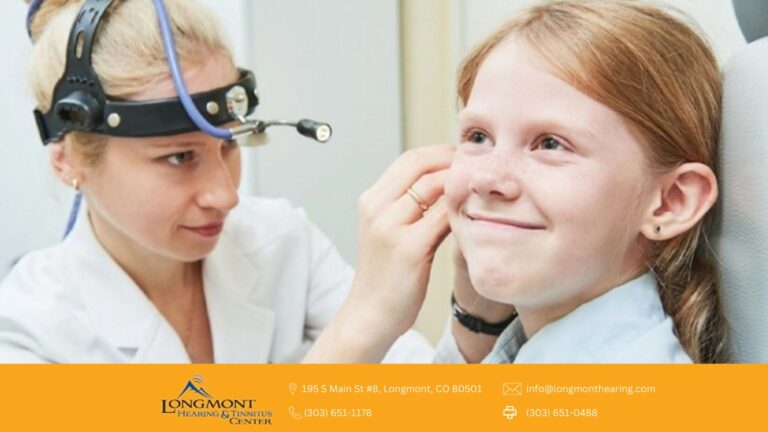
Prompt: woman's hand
<box><xmin>304</xmin><ymin>145</ymin><xmax>455</xmax><ymax>363</ymax></box>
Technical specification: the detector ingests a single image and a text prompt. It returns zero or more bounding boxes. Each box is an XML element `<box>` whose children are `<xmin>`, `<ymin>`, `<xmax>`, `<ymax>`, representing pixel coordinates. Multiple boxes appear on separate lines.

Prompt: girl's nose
<box><xmin>468</xmin><ymin>155</ymin><xmax>522</xmax><ymax>201</ymax></box>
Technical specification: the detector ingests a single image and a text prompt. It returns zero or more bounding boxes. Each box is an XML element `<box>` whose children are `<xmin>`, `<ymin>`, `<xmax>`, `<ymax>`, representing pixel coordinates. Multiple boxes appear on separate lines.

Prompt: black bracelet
<box><xmin>451</xmin><ymin>293</ymin><xmax>517</xmax><ymax>336</ymax></box>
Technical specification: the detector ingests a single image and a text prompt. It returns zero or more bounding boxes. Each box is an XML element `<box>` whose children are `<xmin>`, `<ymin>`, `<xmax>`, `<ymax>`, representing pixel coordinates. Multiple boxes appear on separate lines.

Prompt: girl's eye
<box><xmin>534</xmin><ymin>136</ymin><xmax>566</xmax><ymax>151</ymax></box>
<box><xmin>463</xmin><ymin>130</ymin><xmax>492</xmax><ymax>145</ymax></box>
<box><xmin>165</xmin><ymin>151</ymin><xmax>196</xmax><ymax>165</ymax></box>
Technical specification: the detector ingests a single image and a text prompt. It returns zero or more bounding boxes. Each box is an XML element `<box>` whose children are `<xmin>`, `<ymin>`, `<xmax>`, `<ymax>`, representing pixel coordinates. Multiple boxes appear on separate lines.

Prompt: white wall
<box><xmin>0</xmin><ymin>1</ymin><xmax>68</xmax><ymax>278</ymax></box>
<box><xmin>0</xmin><ymin>0</ymin><xmax>401</xmax><ymax>278</ymax></box>
<box><xmin>245</xmin><ymin>0</ymin><xmax>403</xmax><ymax>264</ymax></box>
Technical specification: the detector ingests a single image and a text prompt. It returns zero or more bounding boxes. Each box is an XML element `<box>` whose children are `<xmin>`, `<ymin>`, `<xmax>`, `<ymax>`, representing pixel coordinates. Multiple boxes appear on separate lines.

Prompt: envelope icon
<box><xmin>503</xmin><ymin>382</ymin><xmax>522</xmax><ymax>396</ymax></box>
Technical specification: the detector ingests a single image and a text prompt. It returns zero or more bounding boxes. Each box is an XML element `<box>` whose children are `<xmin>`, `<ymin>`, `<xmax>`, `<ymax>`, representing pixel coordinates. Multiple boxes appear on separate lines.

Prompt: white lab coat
<box><xmin>434</xmin><ymin>273</ymin><xmax>693</xmax><ymax>363</ymax></box>
<box><xmin>0</xmin><ymin>196</ymin><xmax>433</xmax><ymax>363</ymax></box>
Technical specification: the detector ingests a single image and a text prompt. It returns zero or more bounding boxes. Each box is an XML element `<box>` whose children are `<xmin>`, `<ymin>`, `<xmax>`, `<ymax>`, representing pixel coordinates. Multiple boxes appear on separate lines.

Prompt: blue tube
<box><xmin>62</xmin><ymin>192</ymin><xmax>82</xmax><ymax>239</ymax></box>
<box><xmin>152</xmin><ymin>0</ymin><xmax>233</xmax><ymax>140</ymax></box>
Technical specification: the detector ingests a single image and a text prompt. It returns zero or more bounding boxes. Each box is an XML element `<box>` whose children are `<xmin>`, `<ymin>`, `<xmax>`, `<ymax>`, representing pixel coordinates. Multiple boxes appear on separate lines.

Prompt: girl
<box><xmin>309</xmin><ymin>0</ymin><xmax>728</xmax><ymax>364</ymax></box>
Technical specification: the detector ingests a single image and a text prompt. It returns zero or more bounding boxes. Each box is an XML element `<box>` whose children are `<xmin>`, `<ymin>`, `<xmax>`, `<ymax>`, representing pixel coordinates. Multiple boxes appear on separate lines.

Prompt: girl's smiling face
<box><xmin>447</xmin><ymin>37</ymin><xmax>656</xmax><ymax>317</ymax></box>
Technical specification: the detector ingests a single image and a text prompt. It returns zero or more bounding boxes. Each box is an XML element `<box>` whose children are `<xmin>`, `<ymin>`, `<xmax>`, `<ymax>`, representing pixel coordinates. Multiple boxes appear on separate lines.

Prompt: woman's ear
<box><xmin>641</xmin><ymin>162</ymin><xmax>718</xmax><ymax>240</ymax></box>
<box><xmin>50</xmin><ymin>142</ymin><xmax>83</xmax><ymax>190</ymax></box>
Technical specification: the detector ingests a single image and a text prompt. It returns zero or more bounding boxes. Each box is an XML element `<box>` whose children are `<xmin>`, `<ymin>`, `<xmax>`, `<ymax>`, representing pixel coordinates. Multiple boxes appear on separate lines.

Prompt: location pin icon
<box><xmin>289</xmin><ymin>383</ymin><xmax>297</xmax><ymax>395</ymax></box>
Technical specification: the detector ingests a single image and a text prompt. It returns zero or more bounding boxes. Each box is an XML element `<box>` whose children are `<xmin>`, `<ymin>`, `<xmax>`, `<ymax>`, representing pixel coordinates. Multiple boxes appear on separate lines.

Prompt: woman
<box><xmin>308</xmin><ymin>0</ymin><xmax>728</xmax><ymax>364</ymax></box>
<box><xmin>0</xmin><ymin>0</ymin><xmax>447</xmax><ymax>363</ymax></box>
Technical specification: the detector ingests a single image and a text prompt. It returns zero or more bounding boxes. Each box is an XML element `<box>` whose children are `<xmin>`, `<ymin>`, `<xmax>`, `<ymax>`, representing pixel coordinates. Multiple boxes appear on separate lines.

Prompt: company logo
<box><xmin>178</xmin><ymin>374</ymin><xmax>213</xmax><ymax>399</ymax></box>
<box><xmin>161</xmin><ymin>375</ymin><xmax>273</xmax><ymax>426</ymax></box>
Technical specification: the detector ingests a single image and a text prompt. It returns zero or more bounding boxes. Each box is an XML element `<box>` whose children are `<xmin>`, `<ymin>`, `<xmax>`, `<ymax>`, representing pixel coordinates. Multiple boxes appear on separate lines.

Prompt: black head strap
<box><xmin>33</xmin><ymin>0</ymin><xmax>258</xmax><ymax>145</ymax></box>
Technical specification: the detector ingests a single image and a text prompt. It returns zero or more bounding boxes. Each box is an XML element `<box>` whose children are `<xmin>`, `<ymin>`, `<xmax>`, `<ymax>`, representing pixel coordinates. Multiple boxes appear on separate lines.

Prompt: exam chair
<box><xmin>715</xmin><ymin>0</ymin><xmax>768</xmax><ymax>363</ymax></box>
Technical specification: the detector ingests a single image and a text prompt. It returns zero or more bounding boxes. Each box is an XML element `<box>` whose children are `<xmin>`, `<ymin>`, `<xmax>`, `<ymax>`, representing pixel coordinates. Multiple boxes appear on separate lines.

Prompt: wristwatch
<box><xmin>451</xmin><ymin>293</ymin><xmax>517</xmax><ymax>336</ymax></box>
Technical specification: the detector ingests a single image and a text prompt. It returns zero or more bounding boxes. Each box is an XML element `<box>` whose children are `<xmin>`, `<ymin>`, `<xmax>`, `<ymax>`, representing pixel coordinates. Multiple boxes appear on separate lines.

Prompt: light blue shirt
<box><xmin>436</xmin><ymin>273</ymin><xmax>692</xmax><ymax>364</ymax></box>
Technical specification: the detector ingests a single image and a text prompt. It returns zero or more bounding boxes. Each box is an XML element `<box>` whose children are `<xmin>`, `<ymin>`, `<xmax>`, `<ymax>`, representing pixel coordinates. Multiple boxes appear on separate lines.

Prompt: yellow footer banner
<box><xmin>1</xmin><ymin>365</ymin><xmax>763</xmax><ymax>431</ymax></box>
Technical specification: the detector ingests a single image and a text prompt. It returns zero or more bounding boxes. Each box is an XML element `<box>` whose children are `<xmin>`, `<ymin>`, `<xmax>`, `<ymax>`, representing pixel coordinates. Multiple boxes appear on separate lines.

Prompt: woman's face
<box><xmin>447</xmin><ymin>38</ymin><xmax>655</xmax><ymax>312</ymax></box>
<box><xmin>81</xmin><ymin>56</ymin><xmax>241</xmax><ymax>262</ymax></box>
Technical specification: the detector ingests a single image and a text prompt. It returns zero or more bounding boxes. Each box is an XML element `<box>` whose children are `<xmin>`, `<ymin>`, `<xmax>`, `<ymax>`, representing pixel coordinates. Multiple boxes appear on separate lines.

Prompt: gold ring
<box><xmin>406</xmin><ymin>187</ymin><xmax>429</xmax><ymax>211</ymax></box>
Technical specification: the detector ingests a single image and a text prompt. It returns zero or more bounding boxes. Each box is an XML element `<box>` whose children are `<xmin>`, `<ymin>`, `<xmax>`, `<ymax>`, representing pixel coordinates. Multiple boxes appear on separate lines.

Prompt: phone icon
<box><xmin>288</xmin><ymin>406</ymin><xmax>303</xmax><ymax>420</ymax></box>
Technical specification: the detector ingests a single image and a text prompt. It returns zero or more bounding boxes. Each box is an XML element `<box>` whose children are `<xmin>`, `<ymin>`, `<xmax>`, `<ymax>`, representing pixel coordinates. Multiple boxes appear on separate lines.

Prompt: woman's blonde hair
<box><xmin>458</xmin><ymin>0</ymin><xmax>727</xmax><ymax>363</ymax></box>
<box><xmin>25</xmin><ymin>0</ymin><xmax>233</xmax><ymax>165</ymax></box>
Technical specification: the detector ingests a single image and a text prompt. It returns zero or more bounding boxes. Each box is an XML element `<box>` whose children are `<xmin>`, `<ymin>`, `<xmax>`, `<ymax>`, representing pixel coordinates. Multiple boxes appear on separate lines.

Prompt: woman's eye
<box><xmin>534</xmin><ymin>136</ymin><xmax>566</xmax><ymax>151</ymax></box>
<box><xmin>165</xmin><ymin>151</ymin><xmax>196</xmax><ymax>165</ymax></box>
<box><xmin>464</xmin><ymin>130</ymin><xmax>491</xmax><ymax>145</ymax></box>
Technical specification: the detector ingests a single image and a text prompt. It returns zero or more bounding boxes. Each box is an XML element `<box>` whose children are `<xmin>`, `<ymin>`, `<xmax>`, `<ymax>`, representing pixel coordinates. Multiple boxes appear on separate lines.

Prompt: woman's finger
<box><xmin>365</xmin><ymin>145</ymin><xmax>455</xmax><ymax>211</ymax></box>
<box><xmin>410</xmin><ymin>199</ymin><xmax>451</xmax><ymax>255</ymax></box>
<box><xmin>382</xmin><ymin>169</ymin><xmax>449</xmax><ymax>224</ymax></box>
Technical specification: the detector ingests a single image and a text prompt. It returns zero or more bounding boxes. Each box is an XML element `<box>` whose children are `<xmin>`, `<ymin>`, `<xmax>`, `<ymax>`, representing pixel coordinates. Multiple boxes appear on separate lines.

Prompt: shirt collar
<box><xmin>483</xmin><ymin>273</ymin><xmax>668</xmax><ymax>363</ymax></box>
<box><xmin>63</xmin><ymin>202</ymin><xmax>274</xmax><ymax>363</ymax></box>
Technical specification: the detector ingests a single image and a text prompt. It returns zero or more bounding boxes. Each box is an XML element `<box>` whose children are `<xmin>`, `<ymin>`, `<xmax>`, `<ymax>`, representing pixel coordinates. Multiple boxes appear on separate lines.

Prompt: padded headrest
<box><xmin>716</xmin><ymin>36</ymin><xmax>768</xmax><ymax>363</ymax></box>
<box><xmin>732</xmin><ymin>0</ymin><xmax>768</xmax><ymax>42</ymax></box>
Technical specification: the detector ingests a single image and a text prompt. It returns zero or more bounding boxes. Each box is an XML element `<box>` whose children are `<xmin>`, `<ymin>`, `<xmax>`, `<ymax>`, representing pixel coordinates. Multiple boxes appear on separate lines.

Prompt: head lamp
<box><xmin>32</xmin><ymin>0</ymin><xmax>330</xmax><ymax>146</ymax></box>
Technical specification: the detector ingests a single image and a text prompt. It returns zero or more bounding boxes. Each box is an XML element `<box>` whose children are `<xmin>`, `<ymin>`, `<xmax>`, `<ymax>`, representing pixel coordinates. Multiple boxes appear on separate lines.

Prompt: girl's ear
<box><xmin>50</xmin><ymin>142</ymin><xmax>83</xmax><ymax>190</ymax></box>
<box><xmin>640</xmin><ymin>162</ymin><xmax>718</xmax><ymax>240</ymax></box>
